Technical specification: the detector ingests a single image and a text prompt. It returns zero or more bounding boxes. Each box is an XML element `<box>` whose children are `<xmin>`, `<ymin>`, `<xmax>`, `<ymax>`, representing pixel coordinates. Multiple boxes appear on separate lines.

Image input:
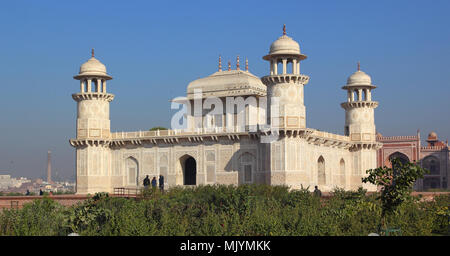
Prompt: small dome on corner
<box><xmin>428</xmin><ymin>131</ymin><xmax>438</xmax><ymax>140</ymax></box>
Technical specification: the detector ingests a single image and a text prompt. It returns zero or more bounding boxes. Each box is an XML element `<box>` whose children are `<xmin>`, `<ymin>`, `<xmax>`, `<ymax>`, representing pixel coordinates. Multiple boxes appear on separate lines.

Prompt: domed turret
<box><xmin>73</xmin><ymin>49</ymin><xmax>113</xmax><ymax>94</ymax></box>
<box><xmin>70</xmin><ymin>50</ymin><xmax>115</xmax><ymax>194</ymax></box>
<box><xmin>80</xmin><ymin>57</ymin><xmax>107</xmax><ymax>75</ymax></box>
<box><xmin>74</xmin><ymin>49</ymin><xmax>112</xmax><ymax>80</ymax></box>
<box><xmin>263</xmin><ymin>25</ymin><xmax>306</xmax><ymax>61</ymax></box>
<box><xmin>346</xmin><ymin>70</ymin><xmax>372</xmax><ymax>86</ymax></box>
<box><xmin>343</xmin><ymin>62</ymin><xmax>375</xmax><ymax>90</ymax></box>
<box><xmin>261</xmin><ymin>25</ymin><xmax>310</xmax><ymax>129</ymax></box>
<box><xmin>341</xmin><ymin>62</ymin><xmax>378</xmax><ymax>138</ymax></box>
<box><xmin>267</xmin><ymin>35</ymin><xmax>301</xmax><ymax>55</ymax></box>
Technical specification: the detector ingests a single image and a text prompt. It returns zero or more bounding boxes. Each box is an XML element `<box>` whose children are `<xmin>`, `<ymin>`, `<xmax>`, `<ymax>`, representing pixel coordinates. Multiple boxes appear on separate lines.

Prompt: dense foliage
<box><xmin>0</xmin><ymin>185</ymin><xmax>448</xmax><ymax>236</ymax></box>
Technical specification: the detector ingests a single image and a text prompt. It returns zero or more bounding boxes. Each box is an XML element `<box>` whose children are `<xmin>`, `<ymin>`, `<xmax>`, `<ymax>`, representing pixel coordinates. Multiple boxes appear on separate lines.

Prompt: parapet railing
<box><xmin>310</xmin><ymin>130</ymin><xmax>350</xmax><ymax>142</ymax></box>
<box><xmin>421</xmin><ymin>146</ymin><xmax>449</xmax><ymax>150</ymax></box>
<box><xmin>377</xmin><ymin>135</ymin><xmax>419</xmax><ymax>141</ymax></box>
<box><xmin>109</xmin><ymin>126</ymin><xmax>355</xmax><ymax>143</ymax></box>
<box><xmin>110</xmin><ymin>126</ymin><xmax>261</xmax><ymax>139</ymax></box>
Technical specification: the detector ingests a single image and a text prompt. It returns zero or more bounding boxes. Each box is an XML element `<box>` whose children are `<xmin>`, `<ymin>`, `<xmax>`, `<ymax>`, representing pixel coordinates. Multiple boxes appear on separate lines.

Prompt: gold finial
<box><xmin>283</xmin><ymin>24</ymin><xmax>286</xmax><ymax>35</ymax></box>
<box><xmin>245</xmin><ymin>58</ymin><xmax>248</xmax><ymax>71</ymax></box>
<box><xmin>236</xmin><ymin>55</ymin><xmax>240</xmax><ymax>70</ymax></box>
<box><xmin>357</xmin><ymin>61</ymin><xmax>360</xmax><ymax>71</ymax></box>
<box><xmin>91</xmin><ymin>48</ymin><xmax>95</xmax><ymax>57</ymax></box>
<box><xmin>218</xmin><ymin>55</ymin><xmax>222</xmax><ymax>71</ymax></box>
<box><xmin>228</xmin><ymin>61</ymin><xmax>231</xmax><ymax>71</ymax></box>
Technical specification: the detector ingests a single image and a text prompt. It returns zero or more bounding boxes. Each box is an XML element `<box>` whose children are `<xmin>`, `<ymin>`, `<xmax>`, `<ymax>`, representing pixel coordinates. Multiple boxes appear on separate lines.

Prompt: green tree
<box><xmin>362</xmin><ymin>158</ymin><xmax>428</xmax><ymax>233</ymax></box>
<box><xmin>149</xmin><ymin>126</ymin><xmax>167</xmax><ymax>131</ymax></box>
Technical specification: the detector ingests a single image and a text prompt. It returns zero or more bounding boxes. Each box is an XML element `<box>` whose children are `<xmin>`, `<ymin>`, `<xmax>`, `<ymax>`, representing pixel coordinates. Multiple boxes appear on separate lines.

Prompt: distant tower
<box><xmin>70</xmin><ymin>49</ymin><xmax>114</xmax><ymax>194</ymax></box>
<box><xmin>47</xmin><ymin>150</ymin><xmax>52</xmax><ymax>183</ymax></box>
<box><xmin>341</xmin><ymin>62</ymin><xmax>379</xmax><ymax>191</ymax></box>
<box><xmin>261</xmin><ymin>24</ymin><xmax>310</xmax><ymax>129</ymax></box>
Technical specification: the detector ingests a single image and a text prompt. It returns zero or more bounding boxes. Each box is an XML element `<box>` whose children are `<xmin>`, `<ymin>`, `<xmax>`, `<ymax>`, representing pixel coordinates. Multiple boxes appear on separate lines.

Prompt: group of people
<box><xmin>143</xmin><ymin>175</ymin><xmax>164</xmax><ymax>192</ymax></box>
<box><xmin>25</xmin><ymin>189</ymin><xmax>50</xmax><ymax>196</ymax></box>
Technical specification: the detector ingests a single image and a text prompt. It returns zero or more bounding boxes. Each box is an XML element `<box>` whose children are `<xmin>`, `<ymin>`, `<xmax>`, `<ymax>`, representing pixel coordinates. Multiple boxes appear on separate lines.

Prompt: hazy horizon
<box><xmin>0</xmin><ymin>0</ymin><xmax>449</xmax><ymax>180</ymax></box>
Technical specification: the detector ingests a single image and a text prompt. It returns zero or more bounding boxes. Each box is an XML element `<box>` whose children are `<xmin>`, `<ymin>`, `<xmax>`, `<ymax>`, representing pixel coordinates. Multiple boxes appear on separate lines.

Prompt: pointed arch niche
<box><xmin>176</xmin><ymin>154</ymin><xmax>197</xmax><ymax>186</ymax></box>
<box><xmin>126</xmin><ymin>157</ymin><xmax>139</xmax><ymax>187</ymax></box>
<box><xmin>340</xmin><ymin>158</ymin><xmax>346</xmax><ymax>188</ymax></box>
<box><xmin>318</xmin><ymin>156</ymin><xmax>326</xmax><ymax>186</ymax></box>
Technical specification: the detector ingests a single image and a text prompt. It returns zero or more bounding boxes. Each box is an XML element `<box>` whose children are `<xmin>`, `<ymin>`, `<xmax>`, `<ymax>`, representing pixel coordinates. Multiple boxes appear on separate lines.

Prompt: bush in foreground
<box><xmin>0</xmin><ymin>185</ymin><xmax>448</xmax><ymax>236</ymax></box>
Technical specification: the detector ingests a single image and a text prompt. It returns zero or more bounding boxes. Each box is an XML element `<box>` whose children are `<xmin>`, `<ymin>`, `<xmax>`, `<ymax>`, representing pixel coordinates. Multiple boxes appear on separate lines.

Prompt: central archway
<box><xmin>183</xmin><ymin>156</ymin><xmax>197</xmax><ymax>185</ymax></box>
<box><xmin>388</xmin><ymin>152</ymin><xmax>410</xmax><ymax>165</ymax></box>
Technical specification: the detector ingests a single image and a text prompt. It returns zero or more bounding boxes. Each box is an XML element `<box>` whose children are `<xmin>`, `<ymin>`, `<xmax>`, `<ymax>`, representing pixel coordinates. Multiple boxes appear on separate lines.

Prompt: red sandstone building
<box><xmin>376</xmin><ymin>131</ymin><xmax>449</xmax><ymax>190</ymax></box>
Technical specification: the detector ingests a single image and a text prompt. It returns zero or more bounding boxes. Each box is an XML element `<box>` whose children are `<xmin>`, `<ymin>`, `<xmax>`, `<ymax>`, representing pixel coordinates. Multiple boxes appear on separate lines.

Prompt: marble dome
<box><xmin>74</xmin><ymin>50</ymin><xmax>112</xmax><ymax>80</ymax></box>
<box><xmin>346</xmin><ymin>70</ymin><xmax>372</xmax><ymax>86</ymax></box>
<box><xmin>187</xmin><ymin>70</ymin><xmax>266</xmax><ymax>99</ymax></box>
<box><xmin>269</xmin><ymin>35</ymin><xmax>301</xmax><ymax>55</ymax></box>
<box><xmin>80</xmin><ymin>57</ymin><xmax>107</xmax><ymax>75</ymax></box>
<box><xmin>263</xmin><ymin>26</ymin><xmax>307</xmax><ymax>61</ymax></box>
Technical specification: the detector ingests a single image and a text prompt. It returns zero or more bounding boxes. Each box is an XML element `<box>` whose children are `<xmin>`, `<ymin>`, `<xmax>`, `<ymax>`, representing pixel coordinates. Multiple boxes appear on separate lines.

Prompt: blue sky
<box><xmin>0</xmin><ymin>0</ymin><xmax>449</xmax><ymax>180</ymax></box>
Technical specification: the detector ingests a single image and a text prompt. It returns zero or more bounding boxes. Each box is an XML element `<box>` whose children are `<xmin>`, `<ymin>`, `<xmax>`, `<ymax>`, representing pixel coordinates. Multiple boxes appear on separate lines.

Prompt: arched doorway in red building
<box><xmin>385</xmin><ymin>152</ymin><xmax>410</xmax><ymax>168</ymax></box>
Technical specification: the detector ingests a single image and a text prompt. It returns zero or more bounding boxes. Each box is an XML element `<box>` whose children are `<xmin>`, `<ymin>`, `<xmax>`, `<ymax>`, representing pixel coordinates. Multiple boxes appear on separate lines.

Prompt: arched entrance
<box><xmin>387</xmin><ymin>152</ymin><xmax>410</xmax><ymax>177</ymax></box>
<box><xmin>385</xmin><ymin>152</ymin><xmax>410</xmax><ymax>168</ymax></box>
<box><xmin>389</xmin><ymin>152</ymin><xmax>410</xmax><ymax>165</ymax></box>
<box><xmin>182</xmin><ymin>156</ymin><xmax>197</xmax><ymax>185</ymax></box>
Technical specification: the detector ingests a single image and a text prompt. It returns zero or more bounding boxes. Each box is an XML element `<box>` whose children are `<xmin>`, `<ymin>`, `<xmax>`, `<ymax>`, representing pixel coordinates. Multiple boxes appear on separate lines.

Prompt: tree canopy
<box><xmin>149</xmin><ymin>126</ymin><xmax>168</xmax><ymax>131</ymax></box>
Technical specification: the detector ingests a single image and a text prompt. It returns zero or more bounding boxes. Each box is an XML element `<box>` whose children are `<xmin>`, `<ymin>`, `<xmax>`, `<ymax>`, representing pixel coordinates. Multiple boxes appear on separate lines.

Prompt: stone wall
<box><xmin>1</xmin><ymin>192</ymin><xmax>447</xmax><ymax>210</ymax></box>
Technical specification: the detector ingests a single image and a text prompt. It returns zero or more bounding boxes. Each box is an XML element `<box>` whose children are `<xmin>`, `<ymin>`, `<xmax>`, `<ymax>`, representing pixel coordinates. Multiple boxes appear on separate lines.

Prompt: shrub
<box><xmin>0</xmin><ymin>185</ymin><xmax>446</xmax><ymax>236</ymax></box>
<box><xmin>0</xmin><ymin>197</ymin><xmax>65</xmax><ymax>236</ymax></box>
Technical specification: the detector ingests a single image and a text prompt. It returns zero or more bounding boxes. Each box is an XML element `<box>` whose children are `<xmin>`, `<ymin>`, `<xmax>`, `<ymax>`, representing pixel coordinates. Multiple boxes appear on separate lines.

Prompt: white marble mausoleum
<box><xmin>70</xmin><ymin>26</ymin><xmax>380</xmax><ymax>194</ymax></box>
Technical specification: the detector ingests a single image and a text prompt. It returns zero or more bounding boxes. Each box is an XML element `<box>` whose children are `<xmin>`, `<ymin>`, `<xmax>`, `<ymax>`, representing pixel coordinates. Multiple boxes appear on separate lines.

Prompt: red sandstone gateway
<box><xmin>376</xmin><ymin>131</ymin><xmax>449</xmax><ymax>190</ymax></box>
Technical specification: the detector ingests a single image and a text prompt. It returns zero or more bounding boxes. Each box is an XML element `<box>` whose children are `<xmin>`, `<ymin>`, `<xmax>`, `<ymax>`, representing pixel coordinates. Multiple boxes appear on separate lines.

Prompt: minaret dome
<box><xmin>74</xmin><ymin>49</ymin><xmax>112</xmax><ymax>80</ymax></box>
<box><xmin>73</xmin><ymin>50</ymin><xmax>113</xmax><ymax>94</ymax></box>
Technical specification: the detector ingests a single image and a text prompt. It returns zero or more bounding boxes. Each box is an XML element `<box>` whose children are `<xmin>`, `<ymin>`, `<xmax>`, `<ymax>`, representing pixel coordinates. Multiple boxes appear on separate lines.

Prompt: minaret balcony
<box><xmin>69</xmin><ymin>138</ymin><xmax>111</xmax><ymax>148</ymax></box>
<box><xmin>261</xmin><ymin>74</ymin><xmax>309</xmax><ymax>86</ymax></box>
<box><xmin>340</xmin><ymin>101</ymin><xmax>378</xmax><ymax>110</ymax></box>
<box><xmin>72</xmin><ymin>92</ymin><xmax>115</xmax><ymax>102</ymax></box>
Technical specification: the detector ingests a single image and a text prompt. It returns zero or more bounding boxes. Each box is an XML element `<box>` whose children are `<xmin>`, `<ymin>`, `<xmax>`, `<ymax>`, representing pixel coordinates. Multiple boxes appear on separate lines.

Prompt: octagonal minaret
<box><xmin>261</xmin><ymin>25</ymin><xmax>310</xmax><ymax>187</ymax></box>
<box><xmin>341</xmin><ymin>63</ymin><xmax>379</xmax><ymax>191</ymax></box>
<box><xmin>261</xmin><ymin>25</ymin><xmax>310</xmax><ymax>129</ymax></box>
<box><xmin>341</xmin><ymin>62</ymin><xmax>378</xmax><ymax>141</ymax></box>
<box><xmin>70</xmin><ymin>49</ymin><xmax>114</xmax><ymax>194</ymax></box>
<box><xmin>72</xmin><ymin>49</ymin><xmax>114</xmax><ymax>140</ymax></box>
